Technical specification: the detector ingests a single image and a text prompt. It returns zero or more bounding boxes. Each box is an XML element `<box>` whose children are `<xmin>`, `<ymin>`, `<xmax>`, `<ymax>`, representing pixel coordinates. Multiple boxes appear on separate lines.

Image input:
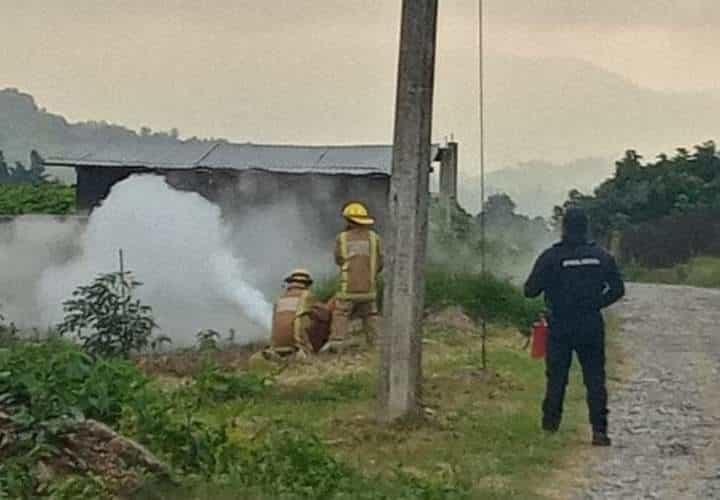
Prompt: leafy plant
<box><xmin>45</xmin><ymin>474</ymin><xmax>111</xmax><ymax>499</ymax></box>
<box><xmin>186</xmin><ymin>360</ymin><xmax>270</xmax><ymax>405</ymax></box>
<box><xmin>0</xmin><ymin>341</ymin><xmax>148</xmax><ymax>426</ymax></box>
<box><xmin>0</xmin><ymin>182</ymin><xmax>75</xmax><ymax>215</ymax></box>
<box><xmin>195</xmin><ymin>329</ymin><xmax>221</xmax><ymax>351</ymax></box>
<box><xmin>0</xmin><ymin>341</ymin><xmax>151</xmax><ymax>497</ymax></box>
<box><xmin>233</xmin><ymin>429</ymin><xmax>353</xmax><ymax>499</ymax></box>
<box><xmin>425</xmin><ymin>268</ymin><xmax>544</xmax><ymax>335</ymax></box>
<box><xmin>57</xmin><ymin>271</ymin><xmax>158</xmax><ymax>359</ymax></box>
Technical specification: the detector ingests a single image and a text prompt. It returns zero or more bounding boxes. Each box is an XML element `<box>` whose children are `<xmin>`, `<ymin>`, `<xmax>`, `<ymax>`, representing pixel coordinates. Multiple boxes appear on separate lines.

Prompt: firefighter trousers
<box><xmin>330</xmin><ymin>299</ymin><xmax>379</xmax><ymax>345</ymax></box>
<box><xmin>543</xmin><ymin>316</ymin><xmax>608</xmax><ymax>433</ymax></box>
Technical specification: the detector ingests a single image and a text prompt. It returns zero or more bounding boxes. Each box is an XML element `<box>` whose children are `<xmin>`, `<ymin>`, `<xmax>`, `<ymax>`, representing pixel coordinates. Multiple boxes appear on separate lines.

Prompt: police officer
<box><xmin>524</xmin><ymin>207</ymin><xmax>625</xmax><ymax>446</ymax></box>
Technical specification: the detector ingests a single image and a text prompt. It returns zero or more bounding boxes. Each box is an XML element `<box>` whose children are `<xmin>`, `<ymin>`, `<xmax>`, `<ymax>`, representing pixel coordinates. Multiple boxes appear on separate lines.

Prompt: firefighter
<box><xmin>524</xmin><ymin>207</ymin><xmax>625</xmax><ymax>446</ymax></box>
<box><xmin>321</xmin><ymin>202</ymin><xmax>383</xmax><ymax>353</ymax></box>
<box><xmin>265</xmin><ymin>269</ymin><xmax>316</xmax><ymax>361</ymax></box>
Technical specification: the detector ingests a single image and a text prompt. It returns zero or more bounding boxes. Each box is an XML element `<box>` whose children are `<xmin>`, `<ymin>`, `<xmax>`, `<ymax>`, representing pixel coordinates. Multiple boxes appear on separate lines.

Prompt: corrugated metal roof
<box><xmin>45</xmin><ymin>141</ymin><xmax>441</xmax><ymax>176</ymax></box>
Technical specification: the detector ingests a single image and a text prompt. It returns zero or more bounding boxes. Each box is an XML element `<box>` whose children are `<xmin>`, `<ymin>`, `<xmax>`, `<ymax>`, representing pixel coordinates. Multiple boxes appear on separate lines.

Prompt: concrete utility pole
<box><xmin>379</xmin><ymin>0</ymin><xmax>438</xmax><ymax>423</ymax></box>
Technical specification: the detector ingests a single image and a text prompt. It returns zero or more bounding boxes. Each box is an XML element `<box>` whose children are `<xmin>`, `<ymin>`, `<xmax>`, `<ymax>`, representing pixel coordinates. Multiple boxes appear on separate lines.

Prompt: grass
<box><xmin>135</xmin><ymin>319</ymin><xmax>622</xmax><ymax>500</ymax></box>
<box><xmin>313</xmin><ymin>270</ymin><xmax>545</xmax><ymax>336</ymax></box>
<box><xmin>623</xmin><ymin>256</ymin><xmax>720</xmax><ymax>288</ymax></box>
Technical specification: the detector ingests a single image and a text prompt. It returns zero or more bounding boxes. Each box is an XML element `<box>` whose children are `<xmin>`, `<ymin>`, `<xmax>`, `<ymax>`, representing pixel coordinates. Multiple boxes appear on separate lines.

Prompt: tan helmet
<box><xmin>285</xmin><ymin>268</ymin><xmax>313</xmax><ymax>286</ymax></box>
<box><xmin>342</xmin><ymin>201</ymin><xmax>375</xmax><ymax>225</ymax></box>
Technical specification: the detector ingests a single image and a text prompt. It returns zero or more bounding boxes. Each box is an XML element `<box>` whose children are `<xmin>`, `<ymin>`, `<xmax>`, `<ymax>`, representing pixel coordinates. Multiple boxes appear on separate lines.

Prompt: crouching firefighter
<box><xmin>265</xmin><ymin>269</ymin><xmax>317</xmax><ymax>361</ymax></box>
<box><xmin>322</xmin><ymin>202</ymin><xmax>383</xmax><ymax>353</ymax></box>
<box><xmin>524</xmin><ymin>207</ymin><xmax>625</xmax><ymax>446</ymax></box>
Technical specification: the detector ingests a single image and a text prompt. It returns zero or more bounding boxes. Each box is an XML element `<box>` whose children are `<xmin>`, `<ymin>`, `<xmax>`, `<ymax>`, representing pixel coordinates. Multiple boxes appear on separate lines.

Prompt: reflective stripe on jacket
<box><xmin>271</xmin><ymin>286</ymin><xmax>314</xmax><ymax>349</ymax></box>
<box><xmin>335</xmin><ymin>228</ymin><xmax>383</xmax><ymax>301</ymax></box>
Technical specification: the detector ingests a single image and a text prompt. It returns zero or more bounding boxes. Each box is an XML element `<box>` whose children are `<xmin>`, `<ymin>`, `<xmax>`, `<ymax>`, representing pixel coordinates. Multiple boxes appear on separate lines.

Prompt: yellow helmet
<box><xmin>285</xmin><ymin>268</ymin><xmax>313</xmax><ymax>286</ymax></box>
<box><xmin>342</xmin><ymin>202</ymin><xmax>375</xmax><ymax>225</ymax></box>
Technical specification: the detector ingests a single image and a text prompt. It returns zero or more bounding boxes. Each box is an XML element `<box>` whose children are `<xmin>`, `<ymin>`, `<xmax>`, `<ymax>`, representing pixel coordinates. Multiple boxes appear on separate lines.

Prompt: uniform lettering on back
<box><xmin>562</xmin><ymin>258</ymin><xmax>601</xmax><ymax>268</ymax></box>
<box><xmin>276</xmin><ymin>296</ymin><xmax>300</xmax><ymax>313</ymax></box>
<box><xmin>346</xmin><ymin>239</ymin><xmax>370</xmax><ymax>257</ymax></box>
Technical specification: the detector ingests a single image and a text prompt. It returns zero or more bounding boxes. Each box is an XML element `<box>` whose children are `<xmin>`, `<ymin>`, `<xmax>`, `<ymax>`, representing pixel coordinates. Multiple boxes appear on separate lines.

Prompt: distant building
<box><xmin>45</xmin><ymin>140</ymin><xmax>458</xmax><ymax>241</ymax></box>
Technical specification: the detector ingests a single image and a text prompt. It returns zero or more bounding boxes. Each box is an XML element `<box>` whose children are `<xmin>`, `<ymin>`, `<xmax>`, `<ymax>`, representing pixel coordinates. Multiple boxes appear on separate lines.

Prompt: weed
<box><xmin>623</xmin><ymin>256</ymin><xmax>720</xmax><ymax>288</ymax></box>
<box><xmin>425</xmin><ymin>268</ymin><xmax>544</xmax><ymax>335</ymax></box>
<box><xmin>45</xmin><ymin>474</ymin><xmax>111</xmax><ymax>500</ymax></box>
<box><xmin>300</xmin><ymin>373</ymin><xmax>372</xmax><ymax>403</ymax></box>
<box><xmin>187</xmin><ymin>360</ymin><xmax>271</xmax><ymax>405</ymax></box>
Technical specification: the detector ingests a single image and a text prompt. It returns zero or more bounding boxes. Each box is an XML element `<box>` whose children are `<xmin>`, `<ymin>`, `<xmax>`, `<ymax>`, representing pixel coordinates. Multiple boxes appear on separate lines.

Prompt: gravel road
<box><xmin>574</xmin><ymin>283</ymin><xmax>720</xmax><ymax>499</ymax></box>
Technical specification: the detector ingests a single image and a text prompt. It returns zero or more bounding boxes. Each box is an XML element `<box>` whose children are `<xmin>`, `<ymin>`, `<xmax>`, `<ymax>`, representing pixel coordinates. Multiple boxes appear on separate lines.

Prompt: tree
<box><xmin>58</xmin><ymin>270</ymin><xmax>158</xmax><ymax>359</ymax></box>
<box><xmin>29</xmin><ymin>150</ymin><xmax>48</xmax><ymax>183</ymax></box>
<box><xmin>482</xmin><ymin>193</ymin><xmax>516</xmax><ymax>220</ymax></box>
<box><xmin>0</xmin><ymin>151</ymin><xmax>10</xmax><ymax>183</ymax></box>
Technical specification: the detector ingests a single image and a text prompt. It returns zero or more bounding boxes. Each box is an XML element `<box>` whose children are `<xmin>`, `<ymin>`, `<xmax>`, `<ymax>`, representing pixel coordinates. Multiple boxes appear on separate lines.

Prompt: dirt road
<box><xmin>574</xmin><ymin>283</ymin><xmax>720</xmax><ymax>499</ymax></box>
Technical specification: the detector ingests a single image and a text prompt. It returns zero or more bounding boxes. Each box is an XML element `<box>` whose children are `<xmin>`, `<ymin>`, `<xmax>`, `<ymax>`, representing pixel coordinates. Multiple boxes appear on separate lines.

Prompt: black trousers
<box><xmin>542</xmin><ymin>315</ymin><xmax>608</xmax><ymax>432</ymax></box>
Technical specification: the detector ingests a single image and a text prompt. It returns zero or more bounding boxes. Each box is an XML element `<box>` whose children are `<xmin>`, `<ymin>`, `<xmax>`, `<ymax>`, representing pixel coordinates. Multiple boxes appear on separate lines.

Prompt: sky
<box><xmin>1</xmin><ymin>0</ymin><xmax>718</xmax><ymax>169</ymax></box>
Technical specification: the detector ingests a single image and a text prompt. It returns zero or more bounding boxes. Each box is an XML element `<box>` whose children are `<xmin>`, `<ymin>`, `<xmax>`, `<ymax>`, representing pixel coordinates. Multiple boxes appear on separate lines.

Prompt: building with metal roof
<box><xmin>45</xmin><ymin>141</ymin><xmax>419</xmax><ymax>175</ymax></box>
<box><xmin>45</xmin><ymin>140</ymin><xmax>456</xmax><ymax>242</ymax></box>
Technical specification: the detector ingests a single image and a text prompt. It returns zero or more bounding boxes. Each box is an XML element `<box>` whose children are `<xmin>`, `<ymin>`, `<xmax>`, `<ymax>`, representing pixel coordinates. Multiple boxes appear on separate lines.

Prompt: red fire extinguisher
<box><xmin>531</xmin><ymin>315</ymin><xmax>549</xmax><ymax>359</ymax></box>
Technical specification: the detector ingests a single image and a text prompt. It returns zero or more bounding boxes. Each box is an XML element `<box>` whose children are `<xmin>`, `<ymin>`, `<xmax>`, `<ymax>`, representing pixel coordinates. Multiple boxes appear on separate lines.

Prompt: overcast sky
<box><xmin>1</xmin><ymin>1</ymin><xmax>718</xmax><ymax>166</ymax></box>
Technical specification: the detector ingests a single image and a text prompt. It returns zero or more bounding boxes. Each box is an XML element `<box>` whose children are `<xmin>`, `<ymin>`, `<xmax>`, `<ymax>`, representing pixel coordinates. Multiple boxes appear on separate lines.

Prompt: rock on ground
<box><xmin>574</xmin><ymin>283</ymin><xmax>720</xmax><ymax>499</ymax></box>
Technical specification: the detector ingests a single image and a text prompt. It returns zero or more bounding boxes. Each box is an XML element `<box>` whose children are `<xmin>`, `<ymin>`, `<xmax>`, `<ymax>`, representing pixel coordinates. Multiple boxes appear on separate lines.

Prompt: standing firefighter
<box><xmin>524</xmin><ymin>207</ymin><xmax>625</xmax><ymax>446</ymax></box>
<box><xmin>322</xmin><ymin>202</ymin><xmax>383</xmax><ymax>353</ymax></box>
<box><xmin>266</xmin><ymin>269</ymin><xmax>316</xmax><ymax>360</ymax></box>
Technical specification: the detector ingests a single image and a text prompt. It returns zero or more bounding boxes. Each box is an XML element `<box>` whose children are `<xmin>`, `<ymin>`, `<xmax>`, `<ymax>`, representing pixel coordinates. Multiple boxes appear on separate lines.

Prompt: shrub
<box><xmin>0</xmin><ymin>341</ymin><xmax>151</xmax><ymax>497</ymax></box>
<box><xmin>0</xmin><ymin>341</ymin><xmax>148</xmax><ymax>427</ymax></box>
<box><xmin>313</xmin><ymin>268</ymin><xmax>541</xmax><ymax>334</ymax></box>
<box><xmin>0</xmin><ymin>183</ymin><xmax>75</xmax><ymax>215</ymax></box>
<box><xmin>424</xmin><ymin>268</ymin><xmax>543</xmax><ymax>334</ymax></box>
<box><xmin>233</xmin><ymin>429</ymin><xmax>354</xmax><ymax>499</ymax></box>
<box><xmin>187</xmin><ymin>360</ymin><xmax>270</xmax><ymax>405</ymax></box>
<box><xmin>57</xmin><ymin>271</ymin><xmax>158</xmax><ymax>359</ymax></box>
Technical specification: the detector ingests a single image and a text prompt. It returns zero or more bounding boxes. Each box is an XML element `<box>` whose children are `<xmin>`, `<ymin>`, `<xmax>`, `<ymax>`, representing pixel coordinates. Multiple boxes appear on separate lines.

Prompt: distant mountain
<box><xmin>435</xmin><ymin>53</ymin><xmax>720</xmax><ymax>170</ymax></box>
<box><xmin>457</xmin><ymin>158</ymin><xmax>615</xmax><ymax>218</ymax></box>
<box><xmin>0</xmin><ymin>88</ymin><xmax>213</xmax><ymax>182</ymax></box>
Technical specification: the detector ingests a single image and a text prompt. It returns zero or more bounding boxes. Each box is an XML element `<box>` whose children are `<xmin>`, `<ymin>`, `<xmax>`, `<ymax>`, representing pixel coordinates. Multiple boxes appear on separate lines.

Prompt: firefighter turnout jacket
<box><xmin>334</xmin><ymin>227</ymin><xmax>383</xmax><ymax>301</ymax></box>
<box><xmin>271</xmin><ymin>284</ymin><xmax>315</xmax><ymax>353</ymax></box>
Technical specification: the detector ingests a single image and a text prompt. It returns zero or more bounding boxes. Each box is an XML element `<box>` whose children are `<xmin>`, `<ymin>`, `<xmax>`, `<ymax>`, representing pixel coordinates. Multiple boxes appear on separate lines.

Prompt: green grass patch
<box><xmin>1</xmin><ymin>318</ymin><xmax>621</xmax><ymax>499</ymax></box>
<box><xmin>135</xmin><ymin>323</ymin><xmax>620</xmax><ymax>500</ymax></box>
<box><xmin>623</xmin><ymin>256</ymin><xmax>720</xmax><ymax>288</ymax></box>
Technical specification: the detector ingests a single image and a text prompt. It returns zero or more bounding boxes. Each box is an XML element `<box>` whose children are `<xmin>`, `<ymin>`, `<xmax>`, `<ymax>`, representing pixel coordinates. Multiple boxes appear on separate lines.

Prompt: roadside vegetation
<box><xmin>623</xmin><ymin>256</ymin><xmax>720</xmax><ymax>289</ymax></box>
<box><xmin>0</xmin><ymin>255</ymin><xmax>610</xmax><ymax>499</ymax></box>
<box><xmin>2</xmin><ymin>321</ymin><xmax>610</xmax><ymax>499</ymax></box>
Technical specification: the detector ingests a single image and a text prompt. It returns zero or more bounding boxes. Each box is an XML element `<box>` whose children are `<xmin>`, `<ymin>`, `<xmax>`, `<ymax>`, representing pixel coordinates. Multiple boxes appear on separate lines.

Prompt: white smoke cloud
<box><xmin>36</xmin><ymin>174</ymin><xmax>274</xmax><ymax>346</ymax></box>
<box><xmin>0</xmin><ymin>215</ymin><xmax>83</xmax><ymax>328</ymax></box>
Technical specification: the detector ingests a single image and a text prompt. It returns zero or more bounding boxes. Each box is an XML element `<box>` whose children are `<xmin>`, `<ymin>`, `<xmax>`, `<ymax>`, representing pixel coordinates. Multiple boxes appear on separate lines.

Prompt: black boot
<box><xmin>542</xmin><ymin>420</ymin><xmax>559</xmax><ymax>433</ymax></box>
<box><xmin>592</xmin><ymin>430</ymin><xmax>611</xmax><ymax>446</ymax></box>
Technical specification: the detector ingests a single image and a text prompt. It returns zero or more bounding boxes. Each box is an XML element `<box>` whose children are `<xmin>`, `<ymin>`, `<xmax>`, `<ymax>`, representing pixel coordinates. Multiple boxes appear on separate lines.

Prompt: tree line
<box><xmin>0</xmin><ymin>149</ymin><xmax>49</xmax><ymax>185</ymax></box>
<box><xmin>560</xmin><ymin>141</ymin><xmax>720</xmax><ymax>267</ymax></box>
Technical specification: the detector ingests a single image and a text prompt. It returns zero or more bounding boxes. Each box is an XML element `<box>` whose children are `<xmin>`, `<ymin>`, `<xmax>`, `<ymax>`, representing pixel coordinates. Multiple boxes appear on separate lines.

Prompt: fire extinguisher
<box><xmin>531</xmin><ymin>314</ymin><xmax>549</xmax><ymax>359</ymax></box>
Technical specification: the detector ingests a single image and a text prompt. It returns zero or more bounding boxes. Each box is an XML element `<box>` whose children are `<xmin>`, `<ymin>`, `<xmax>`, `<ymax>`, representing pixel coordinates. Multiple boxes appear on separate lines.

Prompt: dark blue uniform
<box><xmin>524</xmin><ymin>237</ymin><xmax>625</xmax><ymax>435</ymax></box>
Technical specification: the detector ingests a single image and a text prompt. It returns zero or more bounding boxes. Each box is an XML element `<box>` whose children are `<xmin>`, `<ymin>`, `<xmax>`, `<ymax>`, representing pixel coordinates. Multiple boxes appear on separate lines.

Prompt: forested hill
<box><xmin>0</xmin><ymin>88</ymin><xmax>214</xmax><ymax>180</ymax></box>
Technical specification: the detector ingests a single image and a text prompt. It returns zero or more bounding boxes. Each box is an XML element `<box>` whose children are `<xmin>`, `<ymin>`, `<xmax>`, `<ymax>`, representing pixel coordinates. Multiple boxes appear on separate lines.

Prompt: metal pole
<box><xmin>379</xmin><ymin>0</ymin><xmax>439</xmax><ymax>423</ymax></box>
<box><xmin>478</xmin><ymin>0</ymin><xmax>488</xmax><ymax>370</ymax></box>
